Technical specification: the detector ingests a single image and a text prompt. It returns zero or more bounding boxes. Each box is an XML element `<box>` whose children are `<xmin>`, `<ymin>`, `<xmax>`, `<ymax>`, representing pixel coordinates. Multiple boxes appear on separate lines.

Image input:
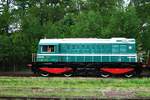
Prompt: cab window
<box><xmin>42</xmin><ymin>45</ymin><xmax>54</xmax><ymax>53</ymax></box>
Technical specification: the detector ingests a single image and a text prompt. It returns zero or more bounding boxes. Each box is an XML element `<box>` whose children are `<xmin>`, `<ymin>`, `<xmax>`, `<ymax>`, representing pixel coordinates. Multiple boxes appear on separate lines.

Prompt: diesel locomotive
<box><xmin>29</xmin><ymin>38</ymin><xmax>143</xmax><ymax>77</ymax></box>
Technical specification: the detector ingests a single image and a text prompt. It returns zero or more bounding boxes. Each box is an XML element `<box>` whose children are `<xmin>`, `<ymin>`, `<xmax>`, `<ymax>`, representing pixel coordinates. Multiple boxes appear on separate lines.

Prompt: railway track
<box><xmin>0</xmin><ymin>96</ymin><xmax>102</xmax><ymax>100</ymax></box>
<box><xmin>0</xmin><ymin>72</ymin><xmax>35</xmax><ymax>77</ymax></box>
<box><xmin>0</xmin><ymin>71</ymin><xmax>150</xmax><ymax>77</ymax></box>
<box><xmin>0</xmin><ymin>96</ymin><xmax>150</xmax><ymax>100</ymax></box>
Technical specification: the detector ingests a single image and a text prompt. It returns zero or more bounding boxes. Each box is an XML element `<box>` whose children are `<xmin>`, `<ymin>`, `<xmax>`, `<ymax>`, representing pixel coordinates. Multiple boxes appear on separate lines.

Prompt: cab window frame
<box><xmin>41</xmin><ymin>45</ymin><xmax>55</xmax><ymax>53</ymax></box>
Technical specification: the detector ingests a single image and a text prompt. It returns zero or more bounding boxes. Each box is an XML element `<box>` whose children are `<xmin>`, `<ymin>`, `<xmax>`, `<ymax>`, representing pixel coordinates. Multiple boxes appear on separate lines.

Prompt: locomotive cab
<box><xmin>37</xmin><ymin>43</ymin><xmax>59</xmax><ymax>62</ymax></box>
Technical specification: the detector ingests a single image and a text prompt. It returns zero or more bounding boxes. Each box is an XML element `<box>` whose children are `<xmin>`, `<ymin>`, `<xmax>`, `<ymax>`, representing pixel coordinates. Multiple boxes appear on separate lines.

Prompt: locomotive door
<box><xmin>48</xmin><ymin>44</ymin><xmax>59</xmax><ymax>62</ymax></box>
<box><xmin>41</xmin><ymin>44</ymin><xmax>59</xmax><ymax>62</ymax></box>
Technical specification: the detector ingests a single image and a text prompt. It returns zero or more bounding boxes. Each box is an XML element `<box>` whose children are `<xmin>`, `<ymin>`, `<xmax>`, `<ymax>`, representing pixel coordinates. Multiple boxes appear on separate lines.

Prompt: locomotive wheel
<box><xmin>100</xmin><ymin>72</ymin><xmax>110</xmax><ymax>78</ymax></box>
<box><xmin>39</xmin><ymin>71</ymin><xmax>49</xmax><ymax>77</ymax></box>
<box><xmin>124</xmin><ymin>74</ymin><xmax>134</xmax><ymax>78</ymax></box>
<box><xmin>64</xmin><ymin>73</ymin><xmax>72</xmax><ymax>77</ymax></box>
<box><xmin>124</xmin><ymin>71</ymin><xmax>136</xmax><ymax>78</ymax></box>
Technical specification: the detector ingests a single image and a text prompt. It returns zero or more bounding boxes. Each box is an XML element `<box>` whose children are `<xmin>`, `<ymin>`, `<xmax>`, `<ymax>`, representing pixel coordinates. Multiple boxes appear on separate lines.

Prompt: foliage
<box><xmin>0</xmin><ymin>0</ymin><xmax>150</xmax><ymax>71</ymax></box>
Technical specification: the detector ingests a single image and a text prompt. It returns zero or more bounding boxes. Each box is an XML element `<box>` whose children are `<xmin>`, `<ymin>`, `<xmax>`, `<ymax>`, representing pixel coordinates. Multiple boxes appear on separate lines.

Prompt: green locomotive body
<box><xmin>37</xmin><ymin>38</ymin><xmax>137</xmax><ymax>63</ymax></box>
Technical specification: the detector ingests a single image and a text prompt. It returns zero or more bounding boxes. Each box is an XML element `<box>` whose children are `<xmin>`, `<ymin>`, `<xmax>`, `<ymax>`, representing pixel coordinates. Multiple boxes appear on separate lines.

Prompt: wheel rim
<box><xmin>64</xmin><ymin>73</ymin><xmax>72</xmax><ymax>77</ymax></box>
<box><xmin>40</xmin><ymin>72</ymin><xmax>49</xmax><ymax>77</ymax></box>
<box><xmin>100</xmin><ymin>73</ymin><xmax>110</xmax><ymax>78</ymax></box>
<box><xmin>124</xmin><ymin>74</ymin><xmax>133</xmax><ymax>78</ymax></box>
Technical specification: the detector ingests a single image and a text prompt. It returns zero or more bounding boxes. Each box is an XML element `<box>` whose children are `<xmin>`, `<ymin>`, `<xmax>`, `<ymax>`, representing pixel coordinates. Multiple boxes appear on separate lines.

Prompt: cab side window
<box><xmin>42</xmin><ymin>45</ymin><xmax>54</xmax><ymax>53</ymax></box>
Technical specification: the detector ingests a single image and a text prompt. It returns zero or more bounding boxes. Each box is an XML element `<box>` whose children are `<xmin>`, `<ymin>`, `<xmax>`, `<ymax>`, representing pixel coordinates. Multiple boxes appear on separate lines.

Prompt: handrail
<box><xmin>32</xmin><ymin>53</ymin><xmax>36</xmax><ymax>62</ymax></box>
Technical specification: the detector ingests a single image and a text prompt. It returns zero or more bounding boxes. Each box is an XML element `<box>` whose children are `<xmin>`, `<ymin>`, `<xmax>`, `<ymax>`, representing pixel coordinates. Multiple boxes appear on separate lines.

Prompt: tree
<box><xmin>0</xmin><ymin>0</ymin><xmax>13</xmax><ymax>35</ymax></box>
<box><xmin>69</xmin><ymin>11</ymin><xmax>103</xmax><ymax>38</ymax></box>
<box><xmin>106</xmin><ymin>6</ymin><xmax>140</xmax><ymax>38</ymax></box>
<box><xmin>130</xmin><ymin>0</ymin><xmax>150</xmax><ymax>60</ymax></box>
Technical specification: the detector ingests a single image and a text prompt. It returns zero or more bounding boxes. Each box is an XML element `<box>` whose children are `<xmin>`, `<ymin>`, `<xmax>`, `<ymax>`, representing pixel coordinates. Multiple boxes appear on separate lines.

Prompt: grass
<box><xmin>0</xmin><ymin>77</ymin><xmax>150</xmax><ymax>98</ymax></box>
